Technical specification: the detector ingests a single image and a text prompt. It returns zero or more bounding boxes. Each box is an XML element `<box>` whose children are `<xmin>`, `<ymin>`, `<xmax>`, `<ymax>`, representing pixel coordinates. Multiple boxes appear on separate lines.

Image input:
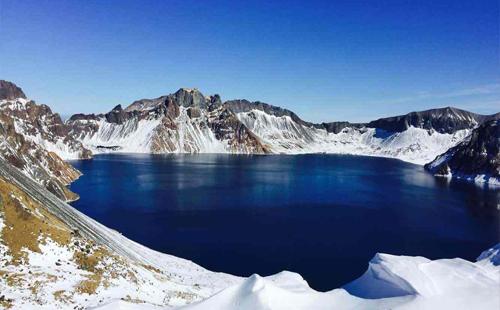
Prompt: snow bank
<box><xmin>179</xmin><ymin>246</ymin><xmax>500</xmax><ymax>310</ymax></box>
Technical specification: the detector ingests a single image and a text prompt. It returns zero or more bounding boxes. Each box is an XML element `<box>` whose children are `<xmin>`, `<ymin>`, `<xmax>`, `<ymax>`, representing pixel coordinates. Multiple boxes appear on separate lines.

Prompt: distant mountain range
<box><xmin>1</xmin><ymin>80</ymin><xmax>499</xmax><ymax>193</ymax></box>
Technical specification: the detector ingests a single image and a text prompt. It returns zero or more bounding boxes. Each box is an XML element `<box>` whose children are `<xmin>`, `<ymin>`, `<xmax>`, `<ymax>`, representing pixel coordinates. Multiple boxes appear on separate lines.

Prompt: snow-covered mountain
<box><xmin>66</xmin><ymin>88</ymin><xmax>497</xmax><ymax>166</ymax></box>
<box><xmin>366</xmin><ymin>107</ymin><xmax>496</xmax><ymax>134</ymax></box>
<box><xmin>0</xmin><ymin>157</ymin><xmax>498</xmax><ymax>309</ymax></box>
<box><xmin>0</xmin><ymin>81</ymin><xmax>91</xmax><ymax>201</ymax></box>
<box><xmin>425</xmin><ymin>119</ymin><xmax>499</xmax><ymax>185</ymax></box>
<box><xmin>0</xmin><ymin>81</ymin><xmax>91</xmax><ymax>160</ymax></box>
<box><xmin>230</xmin><ymin>104</ymin><xmax>473</xmax><ymax>164</ymax></box>
<box><xmin>2</xmin><ymin>80</ymin><xmax>498</xmax><ymax>186</ymax></box>
<box><xmin>67</xmin><ymin>88</ymin><xmax>268</xmax><ymax>154</ymax></box>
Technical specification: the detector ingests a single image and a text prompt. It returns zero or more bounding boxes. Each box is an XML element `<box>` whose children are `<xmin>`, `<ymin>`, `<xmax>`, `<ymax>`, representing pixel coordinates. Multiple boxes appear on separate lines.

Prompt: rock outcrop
<box><xmin>425</xmin><ymin>119</ymin><xmax>499</xmax><ymax>184</ymax></box>
<box><xmin>0</xmin><ymin>81</ymin><xmax>91</xmax><ymax>201</ymax></box>
<box><xmin>0</xmin><ymin>80</ymin><xmax>26</xmax><ymax>100</ymax></box>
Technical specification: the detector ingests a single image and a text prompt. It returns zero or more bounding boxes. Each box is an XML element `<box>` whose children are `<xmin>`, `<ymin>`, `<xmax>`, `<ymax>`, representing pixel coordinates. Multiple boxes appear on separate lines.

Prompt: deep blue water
<box><xmin>70</xmin><ymin>154</ymin><xmax>499</xmax><ymax>291</ymax></box>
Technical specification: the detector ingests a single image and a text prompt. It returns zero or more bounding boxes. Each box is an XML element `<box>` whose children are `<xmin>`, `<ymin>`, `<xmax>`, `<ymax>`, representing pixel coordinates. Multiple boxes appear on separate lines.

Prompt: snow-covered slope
<box><xmin>236</xmin><ymin>109</ymin><xmax>470</xmax><ymax>164</ymax></box>
<box><xmin>0</xmin><ymin>157</ymin><xmax>498</xmax><ymax>309</ymax></box>
<box><xmin>0</xmin><ymin>157</ymin><xmax>240</xmax><ymax>309</ymax></box>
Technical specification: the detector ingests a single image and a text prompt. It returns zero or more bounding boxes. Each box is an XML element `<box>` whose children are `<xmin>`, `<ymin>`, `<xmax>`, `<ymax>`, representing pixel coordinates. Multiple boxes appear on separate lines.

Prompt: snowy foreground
<box><xmin>94</xmin><ymin>248</ymin><xmax>500</xmax><ymax>310</ymax></box>
<box><xmin>1</xmin><ymin>158</ymin><xmax>498</xmax><ymax>310</ymax></box>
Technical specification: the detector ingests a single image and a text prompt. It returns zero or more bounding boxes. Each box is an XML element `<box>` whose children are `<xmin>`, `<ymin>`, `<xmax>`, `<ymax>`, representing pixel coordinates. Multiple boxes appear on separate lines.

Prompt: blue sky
<box><xmin>1</xmin><ymin>0</ymin><xmax>498</xmax><ymax>122</ymax></box>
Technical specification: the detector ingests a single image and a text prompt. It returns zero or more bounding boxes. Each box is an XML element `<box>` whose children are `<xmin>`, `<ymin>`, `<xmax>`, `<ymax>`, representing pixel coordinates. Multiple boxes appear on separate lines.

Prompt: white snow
<box><xmin>70</xmin><ymin>106</ymin><xmax>473</xmax><ymax>166</ymax></box>
<box><xmin>179</xmin><ymin>250</ymin><xmax>500</xmax><ymax>310</ymax></box>
<box><xmin>237</xmin><ymin>109</ymin><xmax>469</xmax><ymax>165</ymax></box>
<box><xmin>75</xmin><ymin>107</ymin><xmax>229</xmax><ymax>154</ymax></box>
<box><xmin>76</xmin><ymin>117</ymin><xmax>162</xmax><ymax>153</ymax></box>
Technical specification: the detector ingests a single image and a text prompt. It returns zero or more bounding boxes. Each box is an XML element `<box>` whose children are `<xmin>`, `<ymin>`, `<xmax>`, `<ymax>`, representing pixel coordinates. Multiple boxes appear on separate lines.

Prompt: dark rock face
<box><xmin>367</xmin><ymin>107</ymin><xmax>495</xmax><ymax>134</ymax></box>
<box><xmin>208</xmin><ymin>107</ymin><xmax>269</xmax><ymax>153</ymax></box>
<box><xmin>314</xmin><ymin>121</ymin><xmax>365</xmax><ymax>134</ymax></box>
<box><xmin>0</xmin><ymin>80</ymin><xmax>26</xmax><ymax>100</ymax></box>
<box><xmin>425</xmin><ymin>119</ymin><xmax>499</xmax><ymax>180</ymax></box>
<box><xmin>225</xmin><ymin>99</ymin><xmax>309</xmax><ymax>126</ymax></box>
<box><xmin>171</xmin><ymin>88</ymin><xmax>208</xmax><ymax>109</ymax></box>
<box><xmin>187</xmin><ymin>107</ymin><xmax>201</xmax><ymax>118</ymax></box>
<box><xmin>105</xmin><ymin>106</ymin><xmax>140</xmax><ymax>125</ymax></box>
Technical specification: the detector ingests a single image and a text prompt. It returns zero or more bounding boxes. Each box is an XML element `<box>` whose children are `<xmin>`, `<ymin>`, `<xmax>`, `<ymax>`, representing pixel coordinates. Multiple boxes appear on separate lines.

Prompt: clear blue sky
<box><xmin>1</xmin><ymin>0</ymin><xmax>498</xmax><ymax>122</ymax></box>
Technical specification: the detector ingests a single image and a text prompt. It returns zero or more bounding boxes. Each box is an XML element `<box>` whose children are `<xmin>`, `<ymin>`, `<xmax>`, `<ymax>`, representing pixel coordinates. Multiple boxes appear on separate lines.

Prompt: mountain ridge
<box><xmin>2</xmin><ymin>80</ymin><xmax>499</xmax><ymax>185</ymax></box>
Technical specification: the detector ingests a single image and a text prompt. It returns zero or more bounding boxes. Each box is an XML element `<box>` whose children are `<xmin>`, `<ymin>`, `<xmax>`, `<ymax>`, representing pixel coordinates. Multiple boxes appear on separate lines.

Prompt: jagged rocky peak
<box><xmin>122</xmin><ymin>88</ymin><xmax>220</xmax><ymax>114</ymax></box>
<box><xmin>425</xmin><ymin>119</ymin><xmax>499</xmax><ymax>184</ymax></box>
<box><xmin>367</xmin><ymin>106</ymin><xmax>493</xmax><ymax>134</ymax></box>
<box><xmin>111</xmin><ymin>104</ymin><xmax>123</xmax><ymax>111</ymax></box>
<box><xmin>0</xmin><ymin>80</ymin><xmax>26</xmax><ymax>100</ymax></box>
<box><xmin>170</xmin><ymin>87</ymin><xmax>208</xmax><ymax>109</ymax></box>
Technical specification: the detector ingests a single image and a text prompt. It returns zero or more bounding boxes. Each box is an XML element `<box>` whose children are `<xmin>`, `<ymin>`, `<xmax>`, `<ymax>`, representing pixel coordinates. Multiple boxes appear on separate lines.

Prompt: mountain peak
<box><xmin>171</xmin><ymin>87</ymin><xmax>208</xmax><ymax>108</ymax></box>
<box><xmin>0</xmin><ymin>80</ymin><xmax>27</xmax><ymax>100</ymax></box>
<box><xmin>178</xmin><ymin>87</ymin><xmax>199</xmax><ymax>93</ymax></box>
<box><xmin>111</xmin><ymin>104</ymin><xmax>123</xmax><ymax>112</ymax></box>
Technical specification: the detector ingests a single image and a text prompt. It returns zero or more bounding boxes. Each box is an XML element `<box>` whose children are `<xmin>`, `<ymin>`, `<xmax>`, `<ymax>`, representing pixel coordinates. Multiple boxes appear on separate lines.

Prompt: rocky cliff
<box><xmin>0</xmin><ymin>81</ymin><xmax>91</xmax><ymax>201</ymax></box>
<box><xmin>0</xmin><ymin>80</ymin><xmax>26</xmax><ymax>101</ymax></box>
<box><xmin>425</xmin><ymin>119</ymin><xmax>499</xmax><ymax>185</ymax></box>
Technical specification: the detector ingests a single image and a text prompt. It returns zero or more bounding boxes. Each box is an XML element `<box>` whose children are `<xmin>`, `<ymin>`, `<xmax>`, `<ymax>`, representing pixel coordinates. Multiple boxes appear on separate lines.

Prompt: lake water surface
<box><xmin>70</xmin><ymin>154</ymin><xmax>499</xmax><ymax>291</ymax></box>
